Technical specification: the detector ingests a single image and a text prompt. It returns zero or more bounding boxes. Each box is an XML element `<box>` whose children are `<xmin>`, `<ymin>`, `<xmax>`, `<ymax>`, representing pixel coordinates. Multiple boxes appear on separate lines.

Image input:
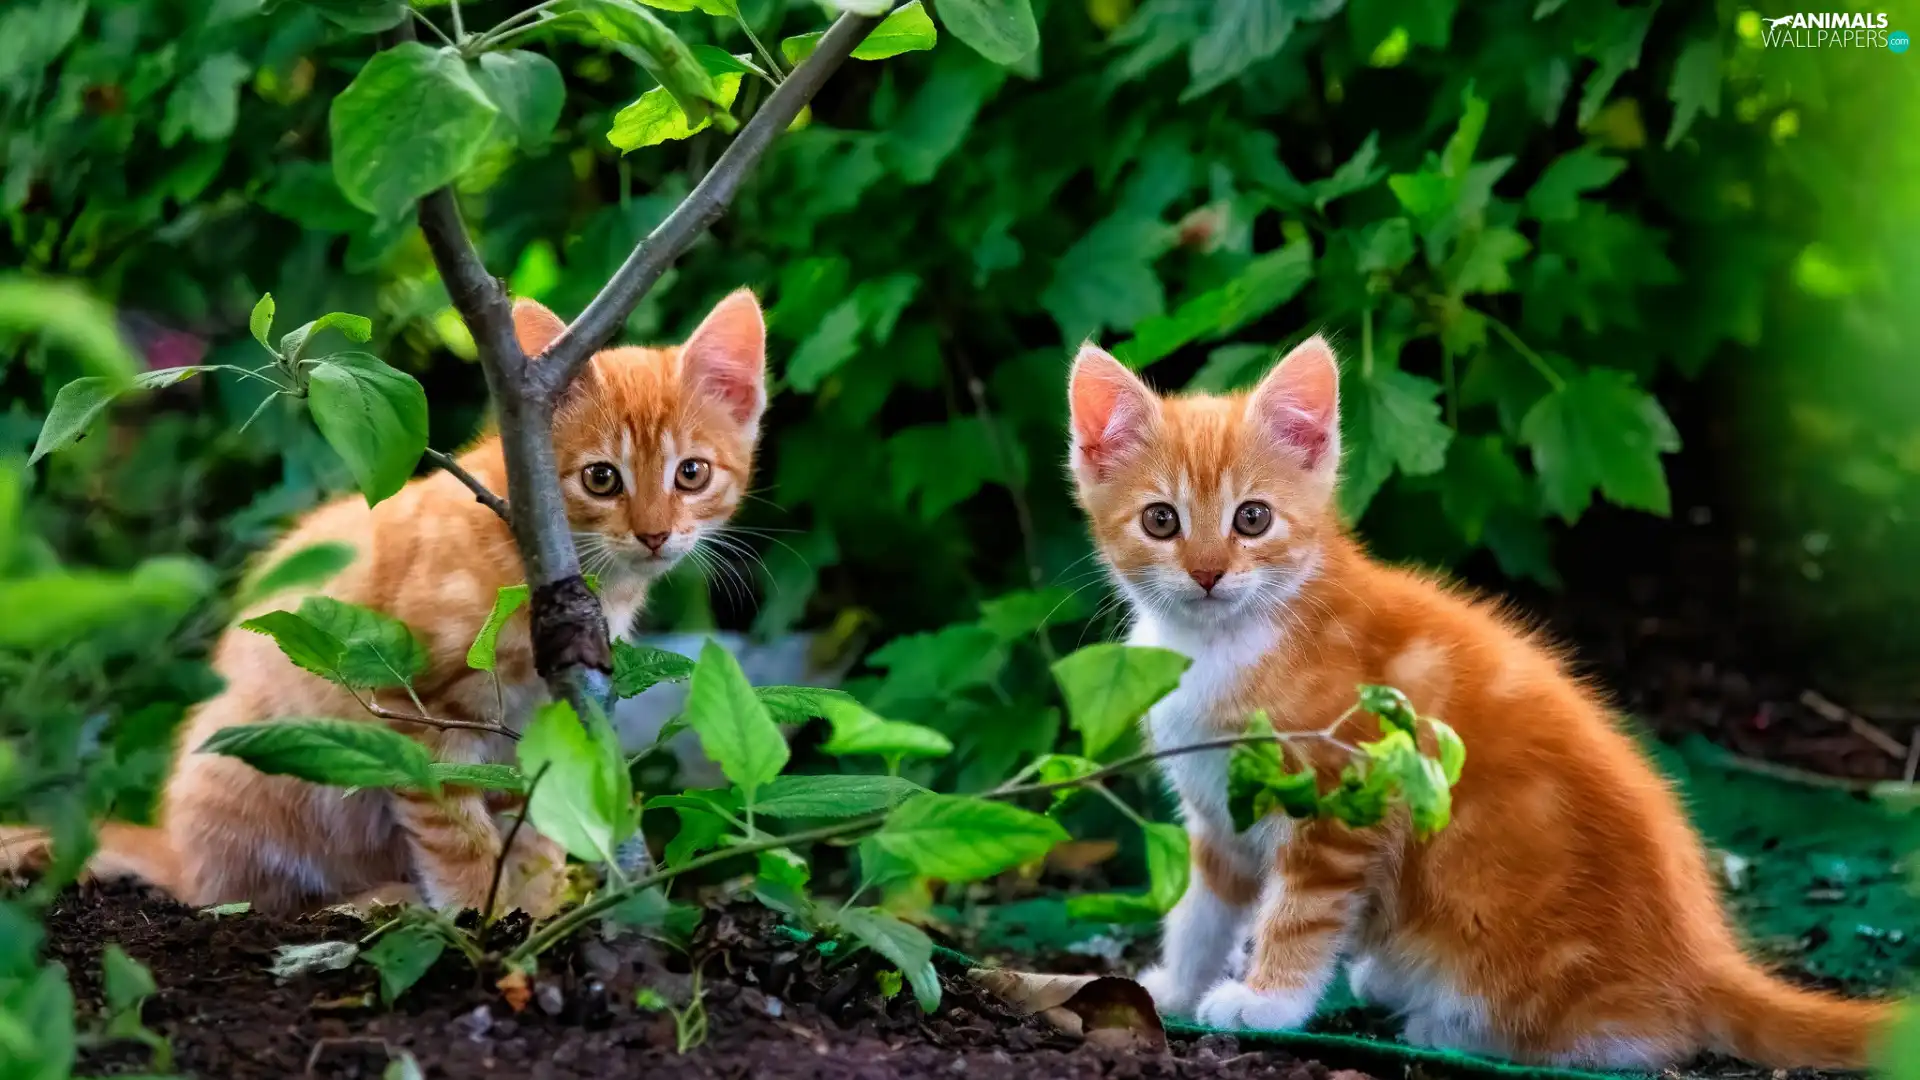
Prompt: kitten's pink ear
<box><xmin>1068</xmin><ymin>345</ymin><xmax>1157</xmax><ymax>483</ymax></box>
<box><xmin>513</xmin><ymin>300</ymin><xmax>567</xmax><ymax>358</ymax></box>
<box><xmin>1248</xmin><ymin>335</ymin><xmax>1341</xmax><ymax>481</ymax></box>
<box><xmin>681</xmin><ymin>288</ymin><xmax>767</xmax><ymax>428</ymax></box>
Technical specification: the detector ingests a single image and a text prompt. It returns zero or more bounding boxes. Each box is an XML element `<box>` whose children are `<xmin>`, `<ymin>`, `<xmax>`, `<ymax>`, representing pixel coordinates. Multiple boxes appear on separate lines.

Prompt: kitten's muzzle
<box><xmin>637</xmin><ymin>531</ymin><xmax>669</xmax><ymax>554</ymax></box>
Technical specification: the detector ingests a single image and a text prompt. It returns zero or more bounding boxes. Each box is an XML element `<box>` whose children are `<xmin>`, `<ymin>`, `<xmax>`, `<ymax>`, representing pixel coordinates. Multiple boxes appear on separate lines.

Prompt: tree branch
<box><xmin>424</xmin><ymin>447</ymin><xmax>509</xmax><ymax>521</ymax></box>
<box><xmin>531</xmin><ymin>10</ymin><xmax>882</xmax><ymax>400</ymax></box>
<box><xmin>366</xmin><ymin>699</ymin><xmax>520</xmax><ymax>742</ymax></box>
<box><xmin>416</xmin><ymin>190</ymin><xmax>524</xmax><ymax>387</ymax></box>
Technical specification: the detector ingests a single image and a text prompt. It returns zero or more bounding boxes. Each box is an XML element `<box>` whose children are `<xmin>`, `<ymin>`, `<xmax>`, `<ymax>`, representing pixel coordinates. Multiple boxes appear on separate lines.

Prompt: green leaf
<box><xmin>1519</xmin><ymin>367</ymin><xmax>1680</xmax><ymax>521</ymax></box>
<box><xmin>429</xmin><ymin>762</ymin><xmax>526</xmax><ymax>794</ymax></box>
<box><xmin>467</xmin><ymin>585</ymin><xmax>529</xmax><ymax>673</ymax></box>
<box><xmin>783</xmin><ymin>1</ymin><xmax>937</xmax><ymax>65</ymax></box>
<box><xmin>612</xmin><ymin>641</ymin><xmax>697</xmax><ymax>697</ymax></box>
<box><xmin>1142</xmin><ymin>821</ymin><xmax>1190</xmax><ymax>911</ymax></box>
<box><xmin>1186</xmin><ymin>0</ymin><xmax>1294</xmax><ymax>99</ymax></box>
<box><xmin>1306</xmin><ymin>132</ymin><xmax>1385</xmax><ymax>211</ymax></box>
<box><xmin>607</xmin><ymin>68</ymin><xmax>745</xmax><ymax>151</ymax></box>
<box><xmin>30</xmin><ymin>367</ymin><xmax>207</xmax><ymax>463</ymax></box>
<box><xmin>0</xmin><ymin>275</ymin><xmax>135</xmax><ymax>380</ymax></box>
<box><xmin>473</xmin><ymin>50</ymin><xmax>566</xmax><ymax>150</ymax></box>
<box><xmin>160</xmin><ymin>52</ymin><xmax>250</xmax><ymax>147</ymax></box>
<box><xmin>935</xmin><ymin>0</ymin><xmax>1036</xmax><ymax>65</ymax></box>
<box><xmin>250</xmin><ymin>294</ymin><xmax>276</xmax><ymax>348</ymax></box>
<box><xmin>0</xmin><ymin>557</ymin><xmax>213</xmax><ymax>652</ymax></box>
<box><xmin>1525</xmin><ymin>146</ymin><xmax>1626</xmax><ymax>222</ymax></box>
<box><xmin>361</xmin><ymin>925</ymin><xmax>444</xmax><ymax>1002</ymax></box>
<box><xmin>279</xmin><ymin>311</ymin><xmax>375</xmax><ymax>365</ymax></box>
<box><xmin>1357</xmin><ymin>684</ymin><xmax>1418</xmax><ymax>733</ymax></box>
<box><xmin>785</xmin><ymin>299</ymin><xmax>865</xmax><ymax>393</ymax></box>
<box><xmin>1665</xmin><ymin>37</ymin><xmax>1721</xmax><ymax>149</ymax></box>
<box><xmin>1354</xmin><ymin>218</ymin><xmax>1415</xmax><ymax>275</ymax></box>
<box><xmin>1115</xmin><ymin>241</ymin><xmax>1313</xmax><ymax>368</ymax></box>
<box><xmin>1427</xmin><ymin>718</ymin><xmax>1466</xmax><ymax>786</ymax></box>
<box><xmin>755</xmin><ymin>685</ymin><xmax>858</xmax><ymax>724</ymax></box>
<box><xmin>1226</xmin><ymin>732</ymin><xmax>1318</xmax><ymax>832</ymax></box>
<box><xmin>978</xmin><ymin>586</ymin><xmax>1092</xmax><ymax>641</ymax></box>
<box><xmin>306</xmin><ymin>352</ymin><xmax>430</xmax><ymax>506</ymax></box>
<box><xmin>578</xmin><ymin>0</ymin><xmax>733</xmax><ymax>133</ymax></box>
<box><xmin>1362</xmin><ymin>729</ymin><xmax>1452</xmax><ymax>838</ymax></box>
<box><xmin>752</xmin><ymin>774</ymin><xmax>927</xmax><ymax>818</ymax></box>
<box><xmin>874</xmin><ymin>794</ymin><xmax>1067</xmax><ymax>882</ymax></box>
<box><xmin>820</xmin><ymin>699</ymin><xmax>954</xmax><ymax>760</ymax></box>
<box><xmin>299</xmin><ymin>0</ymin><xmax>407</xmax><ymax>32</ymax></box>
<box><xmin>1040</xmin><ymin>214</ymin><xmax>1175</xmax><ymax>345</ymax></box>
<box><xmin>887</xmin><ymin>418</ymin><xmax>1026</xmax><ymax>521</ymax></box>
<box><xmin>1050</xmin><ymin>644</ymin><xmax>1191</xmax><ymax>759</ymax></box>
<box><xmin>101</xmin><ymin>945</ymin><xmax>156</xmax><ymax>1014</ymax></box>
<box><xmin>1064</xmin><ymin>891</ymin><xmax>1163</xmax><ymax>923</ymax></box>
<box><xmin>608</xmin><ymin>886</ymin><xmax>702</xmax><ymax>946</ymax></box>
<box><xmin>684</xmin><ymin>640</ymin><xmax>790</xmax><ymax>797</ymax></box>
<box><xmin>330</xmin><ymin>42</ymin><xmax>499</xmax><ymax>219</ymax></box>
<box><xmin>199</xmin><ymin>719</ymin><xmax>438</xmax><ymax>793</ymax></box>
<box><xmin>519</xmin><ymin>700</ymin><xmax>631</xmax><ymax>864</ymax></box>
<box><xmin>1339</xmin><ymin>365</ymin><xmax>1453</xmax><ymax>522</ymax></box>
<box><xmin>298</xmin><ymin>596</ymin><xmax>429</xmax><ymax>688</ymax></box>
<box><xmin>1575</xmin><ymin>5</ymin><xmax>1652</xmax><ymax>128</ymax></box>
<box><xmin>1445</xmin><ymin>226</ymin><xmax>1532</xmax><ymax>297</ymax></box>
<box><xmin>836</xmin><ymin>907</ymin><xmax>940</xmax><ymax>1011</ymax></box>
<box><xmin>241</xmin><ymin>541</ymin><xmax>357</xmax><ymax>606</ymax></box>
<box><xmin>1437</xmin><ymin>435</ymin><xmax>1527</xmax><ymax>545</ymax></box>
<box><xmin>867</xmin><ymin>625</ymin><xmax>1007</xmax><ymax>707</ymax></box>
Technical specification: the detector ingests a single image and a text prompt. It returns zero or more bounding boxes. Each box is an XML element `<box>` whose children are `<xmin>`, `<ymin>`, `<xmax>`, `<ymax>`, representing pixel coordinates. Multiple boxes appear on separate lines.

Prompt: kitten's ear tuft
<box><xmin>1249</xmin><ymin>335</ymin><xmax>1341</xmax><ymax>479</ymax></box>
<box><xmin>1068</xmin><ymin>344</ymin><xmax>1156</xmax><ymax>483</ymax></box>
<box><xmin>513</xmin><ymin>299</ymin><xmax>567</xmax><ymax>358</ymax></box>
<box><xmin>681</xmin><ymin>288</ymin><xmax>767</xmax><ymax>428</ymax></box>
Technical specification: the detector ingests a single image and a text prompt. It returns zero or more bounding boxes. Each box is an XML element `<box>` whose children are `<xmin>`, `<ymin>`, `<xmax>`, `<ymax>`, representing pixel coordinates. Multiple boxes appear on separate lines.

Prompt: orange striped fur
<box><xmin>10</xmin><ymin>291</ymin><xmax>767</xmax><ymax>915</ymax></box>
<box><xmin>1067</xmin><ymin>338</ymin><xmax>1891</xmax><ymax>1069</ymax></box>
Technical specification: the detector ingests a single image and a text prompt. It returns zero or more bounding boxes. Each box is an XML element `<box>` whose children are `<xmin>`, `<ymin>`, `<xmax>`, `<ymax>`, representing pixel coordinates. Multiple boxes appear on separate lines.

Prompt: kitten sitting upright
<box><xmin>1065</xmin><ymin>337</ymin><xmax>1889</xmax><ymax>1069</ymax></box>
<box><xmin>3</xmin><ymin>291</ymin><xmax>767</xmax><ymax>916</ymax></box>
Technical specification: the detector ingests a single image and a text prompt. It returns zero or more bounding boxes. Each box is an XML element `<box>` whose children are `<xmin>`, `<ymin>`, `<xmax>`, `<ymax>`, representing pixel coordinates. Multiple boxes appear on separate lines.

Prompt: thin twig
<box><xmin>531</xmin><ymin>10</ymin><xmax>882</xmax><ymax>399</ymax></box>
<box><xmin>1904</xmin><ymin>729</ymin><xmax>1919</xmax><ymax>786</ymax></box>
<box><xmin>1800</xmin><ymin>689</ymin><xmax>1907</xmax><ymax>759</ymax></box>
<box><xmin>366</xmin><ymin>699</ymin><xmax>520</xmax><ymax>742</ymax></box>
<box><xmin>480</xmin><ymin>762</ymin><xmax>550</xmax><ymax>949</ymax></box>
<box><xmin>408</xmin><ymin>7</ymin><xmax>455</xmax><ymax>47</ymax></box>
<box><xmin>424</xmin><ymin>447</ymin><xmax>510</xmax><ymax>520</ymax></box>
<box><xmin>1482</xmin><ymin>311</ymin><xmax>1568</xmax><ymax>392</ymax></box>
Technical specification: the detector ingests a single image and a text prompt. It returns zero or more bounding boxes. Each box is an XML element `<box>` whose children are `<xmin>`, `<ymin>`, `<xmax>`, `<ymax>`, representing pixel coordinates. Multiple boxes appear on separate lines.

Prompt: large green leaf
<box><xmin>0</xmin><ymin>557</ymin><xmax>212</xmax><ymax>652</ymax></box>
<box><xmin>473</xmin><ymin>51</ymin><xmax>566</xmax><ymax>150</ymax></box>
<box><xmin>518</xmin><ymin>700</ymin><xmax>631</xmax><ymax>864</ymax></box>
<box><xmin>577</xmin><ymin>0</ymin><xmax>732</xmax><ymax>133</ymax></box>
<box><xmin>362</xmin><ymin>924</ymin><xmax>444</xmax><ymax>1000</ymax></box>
<box><xmin>1041</xmin><ymin>214</ymin><xmax>1175</xmax><ymax>345</ymax></box>
<box><xmin>1115</xmin><ymin>241</ymin><xmax>1313</xmax><ymax>368</ymax></box>
<box><xmin>783</xmin><ymin>2</ymin><xmax>937</xmax><ymax>64</ymax></box>
<box><xmin>329</xmin><ymin>42</ymin><xmax>499</xmax><ymax>218</ymax></box>
<box><xmin>1520</xmin><ymin>367</ymin><xmax>1680</xmax><ymax>521</ymax></box>
<box><xmin>934</xmin><ymin>0</ymin><xmax>1037</xmax><ymax>65</ymax></box>
<box><xmin>278</xmin><ymin>311</ymin><xmax>373</xmax><ymax>365</ymax></box>
<box><xmin>240</xmin><ymin>542</ymin><xmax>357</xmax><ymax>607</ymax></box>
<box><xmin>1525</xmin><ymin>146</ymin><xmax>1625</xmax><ymax>222</ymax></box>
<box><xmin>819</xmin><ymin>698</ymin><xmax>953</xmax><ymax>760</ymax></box>
<box><xmin>1665</xmin><ymin>37</ymin><xmax>1721</xmax><ymax>149</ymax></box>
<box><xmin>0</xmin><ymin>276</ymin><xmax>136</xmax><ymax>381</ymax></box>
<box><xmin>607</xmin><ymin>63</ymin><xmax>745</xmax><ymax>152</ymax></box>
<box><xmin>159</xmin><ymin>52</ymin><xmax>250</xmax><ymax>146</ymax></box>
<box><xmin>873</xmin><ymin>794</ymin><xmax>1067</xmax><ymax>882</ymax></box>
<box><xmin>684</xmin><ymin>640</ymin><xmax>790</xmax><ymax>797</ymax></box>
<box><xmin>835</xmin><ymin>907</ymin><xmax>940</xmax><ymax>1011</ymax></box>
<box><xmin>198</xmin><ymin>719</ymin><xmax>438</xmax><ymax>793</ymax></box>
<box><xmin>306</xmin><ymin>352</ymin><xmax>429</xmax><ymax>506</ymax></box>
<box><xmin>298</xmin><ymin>596</ymin><xmax>429</xmax><ymax>688</ymax></box>
<box><xmin>752</xmin><ymin>774</ymin><xmax>927</xmax><ymax>818</ymax></box>
<box><xmin>1050</xmin><ymin>644</ymin><xmax>1191</xmax><ymax>759</ymax></box>
<box><xmin>1186</xmin><ymin>0</ymin><xmax>1295</xmax><ymax>99</ymax></box>
<box><xmin>754</xmin><ymin>685</ymin><xmax>857</xmax><ymax>724</ymax></box>
<box><xmin>1143</xmin><ymin>821</ymin><xmax>1190</xmax><ymax>910</ymax></box>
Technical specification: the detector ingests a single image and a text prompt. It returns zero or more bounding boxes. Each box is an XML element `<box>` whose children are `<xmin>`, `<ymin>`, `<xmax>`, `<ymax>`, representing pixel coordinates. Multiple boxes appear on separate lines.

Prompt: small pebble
<box><xmin>454</xmin><ymin>1004</ymin><xmax>493</xmax><ymax>1041</ymax></box>
<box><xmin>765</xmin><ymin>995</ymin><xmax>785</xmax><ymax>1018</ymax></box>
<box><xmin>535</xmin><ymin>980</ymin><xmax>565</xmax><ymax>1017</ymax></box>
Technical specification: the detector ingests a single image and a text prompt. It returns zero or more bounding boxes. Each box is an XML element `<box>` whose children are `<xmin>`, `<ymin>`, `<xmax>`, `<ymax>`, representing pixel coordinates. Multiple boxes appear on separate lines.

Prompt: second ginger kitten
<box><xmin>1067</xmin><ymin>337</ymin><xmax>1889</xmax><ymax>1069</ymax></box>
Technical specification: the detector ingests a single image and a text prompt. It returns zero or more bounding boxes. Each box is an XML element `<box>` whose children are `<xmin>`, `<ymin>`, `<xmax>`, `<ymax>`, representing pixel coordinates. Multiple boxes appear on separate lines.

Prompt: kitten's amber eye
<box><xmin>582</xmin><ymin>463</ymin><xmax>622</xmax><ymax>497</ymax></box>
<box><xmin>1234</xmin><ymin>501</ymin><xmax>1273</xmax><ymax>538</ymax></box>
<box><xmin>675</xmin><ymin>458</ymin><xmax>712</xmax><ymax>492</ymax></box>
<box><xmin>1141</xmin><ymin>503</ymin><xmax>1180</xmax><ymax>539</ymax></box>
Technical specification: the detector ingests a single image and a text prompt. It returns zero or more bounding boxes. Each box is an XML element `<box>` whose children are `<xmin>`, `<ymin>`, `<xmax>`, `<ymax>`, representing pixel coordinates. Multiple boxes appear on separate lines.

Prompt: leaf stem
<box><xmin>449</xmin><ymin>0</ymin><xmax>465</xmax><ymax>41</ymax></box>
<box><xmin>363</xmin><ymin>695</ymin><xmax>520</xmax><ymax>742</ymax></box>
<box><xmin>467</xmin><ymin>0</ymin><xmax>565</xmax><ymax>53</ymax></box>
<box><xmin>1483</xmin><ymin>312</ymin><xmax>1567</xmax><ymax>391</ymax></box>
<box><xmin>409</xmin><ymin>7</ymin><xmax>456</xmax><ymax>48</ymax></box>
<box><xmin>736</xmin><ymin>14</ymin><xmax>786</xmax><ymax>82</ymax></box>
<box><xmin>480</xmin><ymin>762</ymin><xmax>549</xmax><ymax>950</ymax></box>
<box><xmin>424</xmin><ymin>447</ymin><xmax>510</xmax><ymax>521</ymax></box>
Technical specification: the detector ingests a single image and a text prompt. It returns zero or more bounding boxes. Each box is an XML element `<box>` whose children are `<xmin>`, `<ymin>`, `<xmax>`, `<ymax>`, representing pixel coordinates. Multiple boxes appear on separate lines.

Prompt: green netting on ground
<box><xmin>967</xmin><ymin>736</ymin><xmax>1920</xmax><ymax>1079</ymax></box>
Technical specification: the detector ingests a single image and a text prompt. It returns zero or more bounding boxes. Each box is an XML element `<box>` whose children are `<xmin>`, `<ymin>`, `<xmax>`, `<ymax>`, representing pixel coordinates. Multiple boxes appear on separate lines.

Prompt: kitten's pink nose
<box><xmin>1189</xmin><ymin>568</ymin><xmax>1224</xmax><ymax>593</ymax></box>
<box><xmin>638</xmin><ymin>532</ymin><xmax>669</xmax><ymax>553</ymax></box>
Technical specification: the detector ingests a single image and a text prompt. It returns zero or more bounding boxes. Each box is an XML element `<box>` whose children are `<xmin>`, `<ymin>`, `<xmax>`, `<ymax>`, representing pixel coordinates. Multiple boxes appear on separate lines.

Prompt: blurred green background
<box><xmin>4</xmin><ymin>0</ymin><xmax>1918</xmax><ymax>807</ymax></box>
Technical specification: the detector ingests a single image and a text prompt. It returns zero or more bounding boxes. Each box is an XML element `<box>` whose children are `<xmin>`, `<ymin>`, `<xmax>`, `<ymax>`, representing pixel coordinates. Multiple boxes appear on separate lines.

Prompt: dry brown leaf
<box><xmin>967</xmin><ymin>969</ymin><xmax>1165</xmax><ymax>1050</ymax></box>
<box><xmin>1045</xmin><ymin>839</ymin><xmax>1121</xmax><ymax>873</ymax></box>
<box><xmin>496</xmin><ymin>969</ymin><xmax>532</xmax><ymax>1013</ymax></box>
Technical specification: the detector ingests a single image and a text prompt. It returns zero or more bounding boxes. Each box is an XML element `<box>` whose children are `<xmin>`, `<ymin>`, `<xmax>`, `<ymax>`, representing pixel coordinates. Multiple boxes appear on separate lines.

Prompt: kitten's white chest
<box><xmin>1129</xmin><ymin>611</ymin><xmax>1280</xmax><ymax>839</ymax></box>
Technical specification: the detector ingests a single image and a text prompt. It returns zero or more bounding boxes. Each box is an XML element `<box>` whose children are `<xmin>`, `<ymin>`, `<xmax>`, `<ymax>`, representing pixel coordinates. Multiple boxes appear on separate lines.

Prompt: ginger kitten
<box><xmin>6</xmin><ymin>291</ymin><xmax>767</xmax><ymax>915</ymax></box>
<box><xmin>1066</xmin><ymin>338</ymin><xmax>1890</xmax><ymax>1068</ymax></box>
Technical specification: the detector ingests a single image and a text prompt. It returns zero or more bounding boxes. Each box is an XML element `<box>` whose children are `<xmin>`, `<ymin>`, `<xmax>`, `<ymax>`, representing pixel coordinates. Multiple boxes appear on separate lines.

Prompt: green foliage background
<box><xmin>4</xmin><ymin>0</ymin><xmax>1918</xmax><ymax>801</ymax></box>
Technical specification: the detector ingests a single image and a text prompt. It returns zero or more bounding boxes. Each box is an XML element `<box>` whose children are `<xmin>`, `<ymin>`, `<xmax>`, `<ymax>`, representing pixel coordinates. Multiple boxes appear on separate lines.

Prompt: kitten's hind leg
<box><xmin>1138</xmin><ymin>830</ymin><xmax>1259</xmax><ymax>1017</ymax></box>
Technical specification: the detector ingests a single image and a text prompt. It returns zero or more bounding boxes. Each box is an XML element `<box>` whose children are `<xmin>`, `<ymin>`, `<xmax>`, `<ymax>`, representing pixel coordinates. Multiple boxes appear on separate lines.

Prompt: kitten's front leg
<box><xmin>393</xmin><ymin>787</ymin><xmax>506</xmax><ymax>912</ymax></box>
<box><xmin>1196</xmin><ymin>823</ymin><xmax>1372</xmax><ymax>1031</ymax></box>
<box><xmin>1138</xmin><ymin>829</ymin><xmax>1259</xmax><ymax>1016</ymax></box>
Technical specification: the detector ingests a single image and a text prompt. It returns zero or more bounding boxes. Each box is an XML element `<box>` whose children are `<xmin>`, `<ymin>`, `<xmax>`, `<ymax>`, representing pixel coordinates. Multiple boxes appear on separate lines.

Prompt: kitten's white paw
<box><xmin>1194</xmin><ymin>980</ymin><xmax>1317</xmax><ymax>1032</ymax></box>
<box><xmin>1135</xmin><ymin>965</ymin><xmax>1197</xmax><ymax>1017</ymax></box>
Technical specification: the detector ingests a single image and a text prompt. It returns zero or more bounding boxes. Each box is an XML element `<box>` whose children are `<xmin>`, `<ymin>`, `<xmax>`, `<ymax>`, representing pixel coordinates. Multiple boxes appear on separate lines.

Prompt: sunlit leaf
<box><xmin>330</xmin><ymin>42</ymin><xmax>498</xmax><ymax>218</ymax></box>
<box><xmin>873</xmin><ymin>794</ymin><xmax>1067</xmax><ymax>882</ymax></box>
<box><xmin>1050</xmin><ymin>644</ymin><xmax>1190</xmax><ymax>759</ymax></box>
<box><xmin>306</xmin><ymin>352</ymin><xmax>429</xmax><ymax>506</ymax></box>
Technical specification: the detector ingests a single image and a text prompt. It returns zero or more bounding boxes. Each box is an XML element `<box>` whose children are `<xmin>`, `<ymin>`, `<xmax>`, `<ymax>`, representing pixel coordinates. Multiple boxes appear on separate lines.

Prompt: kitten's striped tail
<box><xmin>1703</xmin><ymin>955</ymin><xmax>1893</xmax><ymax>1068</ymax></box>
<box><xmin>0</xmin><ymin>822</ymin><xmax>182</xmax><ymax>894</ymax></box>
